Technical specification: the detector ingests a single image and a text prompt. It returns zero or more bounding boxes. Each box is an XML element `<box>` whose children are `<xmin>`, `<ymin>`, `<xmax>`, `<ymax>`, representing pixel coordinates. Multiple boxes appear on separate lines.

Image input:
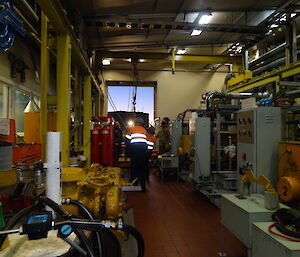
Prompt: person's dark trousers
<box><xmin>114</xmin><ymin>146</ymin><xmax>121</xmax><ymax>166</ymax></box>
<box><xmin>130</xmin><ymin>142</ymin><xmax>148</xmax><ymax>191</ymax></box>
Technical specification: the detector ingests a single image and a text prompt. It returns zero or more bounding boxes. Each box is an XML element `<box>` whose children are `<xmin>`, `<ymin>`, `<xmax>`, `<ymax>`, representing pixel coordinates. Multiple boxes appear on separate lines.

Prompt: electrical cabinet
<box><xmin>237</xmin><ymin>107</ymin><xmax>282</xmax><ymax>193</ymax></box>
<box><xmin>171</xmin><ymin>118</ymin><xmax>182</xmax><ymax>155</ymax></box>
<box><xmin>190</xmin><ymin>116</ymin><xmax>211</xmax><ymax>183</ymax></box>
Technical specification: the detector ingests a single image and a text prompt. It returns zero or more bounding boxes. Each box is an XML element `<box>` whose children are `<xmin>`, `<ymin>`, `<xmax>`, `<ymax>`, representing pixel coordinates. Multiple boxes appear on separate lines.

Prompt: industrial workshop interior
<box><xmin>3</xmin><ymin>1</ymin><xmax>300</xmax><ymax>257</ymax></box>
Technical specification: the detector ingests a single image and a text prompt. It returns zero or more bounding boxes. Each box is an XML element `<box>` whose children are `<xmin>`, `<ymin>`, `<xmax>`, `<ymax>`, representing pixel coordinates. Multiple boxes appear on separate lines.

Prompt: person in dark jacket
<box><xmin>125</xmin><ymin>117</ymin><xmax>152</xmax><ymax>192</ymax></box>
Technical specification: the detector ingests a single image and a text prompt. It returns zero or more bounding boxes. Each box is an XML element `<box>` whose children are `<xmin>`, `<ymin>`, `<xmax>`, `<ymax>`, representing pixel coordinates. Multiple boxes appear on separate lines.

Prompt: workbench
<box><xmin>219</xmin><ymin>194</ymin><xmax>288</xmax><ymax>257</ymax></box>
<box><xmin>252</xmin><ymin>222</ymin><xmax>300</xmax><ymax>257</ymax></box>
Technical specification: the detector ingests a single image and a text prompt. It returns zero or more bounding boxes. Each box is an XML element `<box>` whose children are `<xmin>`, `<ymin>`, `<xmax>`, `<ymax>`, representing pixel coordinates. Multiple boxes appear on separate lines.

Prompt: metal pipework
<box><xmin>202</xmin><ymin>91</ymin><xmax>255</xmax><ymax>101</ymax></box>
<box><xmin>17</xmin><ymin>0</ymin><xmax>39</xmax><ymax>22</ymax></box>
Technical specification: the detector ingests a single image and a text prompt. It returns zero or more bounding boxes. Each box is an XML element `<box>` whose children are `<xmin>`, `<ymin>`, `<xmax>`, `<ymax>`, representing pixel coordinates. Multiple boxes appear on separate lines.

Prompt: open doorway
<box><xmin>106</xmin><ymin>81</ymin><xmax>156</xmax><ymax>127</ymax></box>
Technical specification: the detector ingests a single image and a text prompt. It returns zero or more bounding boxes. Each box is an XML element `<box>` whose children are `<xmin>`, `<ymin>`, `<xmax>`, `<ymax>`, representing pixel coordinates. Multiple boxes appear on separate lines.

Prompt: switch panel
<box><xmin>237</xmin><ymin>110</ymin><xmax>254</xmax><ymax>144</ymax></box>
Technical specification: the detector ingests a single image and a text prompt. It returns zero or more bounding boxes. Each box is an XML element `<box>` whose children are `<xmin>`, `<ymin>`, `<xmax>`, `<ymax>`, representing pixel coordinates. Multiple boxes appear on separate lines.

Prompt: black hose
<box><xmin>0</xmin><ymin>197</ymin><xmax>95</xmax><ymax>257</ymax></box>
<box><xmin>121</xmin><ymin>224</ymin><xmax>144</xmax><ymax>257</ymax></box>
<box><xmin>67</xmin><ymin>199</ymin><xmax>102</xmax><ymax>257</ymax></box>
<box><xmin>74</xmin><ymin>229</ymin><xmax>95</xmax><ymax>257</ymax></box>
<box><xmin>0</xmin><ymin>202</ymin><xmax>41</xmax><ymax>247</ymax></box>
<box><xmin>39</xmin><ymin>197</ymin><xmax>69</xmax><ymax>216</ymax></box>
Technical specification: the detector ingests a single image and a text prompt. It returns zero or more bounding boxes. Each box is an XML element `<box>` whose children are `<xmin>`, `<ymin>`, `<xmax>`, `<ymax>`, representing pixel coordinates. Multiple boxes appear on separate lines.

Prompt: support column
<box><xmin>40</xmin><ymin>11</ymin><xmax>49</xmax><ymax>161</ymax></box>
<box><xmin>94</xmin><ymin>91</ymin><xmax>100</xmax><ymax>116</ymax></box>
<box><xmin>285</xmin><ymin>15</ymin><xmax>297</xmax><ymax>65</ymax></box>
<box><xmin>56</xmin><ymin>33</ymin><xmax>71</xmax><ymax>167</ymax></box>
<box><xmin>171</xmin><ymin>48</ymin><xmax>175</xmax><ymax>74</ymax></box>
<box><xmin>73</xmin><ymin>67</ymin><xmax>80</xmax><ymax>151</ymax></box>
<box><xmin>83</xmin><ymin>75</ymin><xmax>91</xmax><ymax>166</ymax></box>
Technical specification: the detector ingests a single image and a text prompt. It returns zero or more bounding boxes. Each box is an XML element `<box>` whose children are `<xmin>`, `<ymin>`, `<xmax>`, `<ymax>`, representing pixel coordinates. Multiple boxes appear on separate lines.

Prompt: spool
<box><xmin>278</xmin><ymin>176</ymin><xmax>300</xmax><ymax>202</ymax></box>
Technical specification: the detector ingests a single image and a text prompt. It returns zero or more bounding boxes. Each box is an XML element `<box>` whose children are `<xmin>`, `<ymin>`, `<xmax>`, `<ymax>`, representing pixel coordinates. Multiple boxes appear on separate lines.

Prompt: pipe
<box><xmin>249</xmin><ymin>35</ymin><xmax>300</xmax><ymax>68</ymax></box>
<box><xmin>62</xmin><ymin>199</ymin><xmax>103</xmax><ymax>257</ymax></box>
<box><xmin>202</xmin><ymin>91</ymin><xmax>254</xmax><ymax>101</ymax></box>
<box><xmin>44</xmin><ymin>132</ymin><xmax>62</xmax><ymax>214</ymax></box>
<box><xmin>253</xmin><ymin>50</ymin><xmax>300</xmax><ymax>76</ymax></box>
<box><xmin>13</xmin><ymin>7</ymin><xmax>38</xmax><ymax>35</ymax></box>
<box><xmin>18</xmin><ymin>0</ymin><xmax>39</xmax><ymax>22</ymax></box>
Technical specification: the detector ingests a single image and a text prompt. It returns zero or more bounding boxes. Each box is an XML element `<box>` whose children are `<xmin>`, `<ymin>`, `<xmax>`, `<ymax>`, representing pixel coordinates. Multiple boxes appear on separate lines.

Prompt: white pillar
<box><xmin>45</xmin><ymin>132</ymin><xmax>62</xmax><ymax>210</ymax></box>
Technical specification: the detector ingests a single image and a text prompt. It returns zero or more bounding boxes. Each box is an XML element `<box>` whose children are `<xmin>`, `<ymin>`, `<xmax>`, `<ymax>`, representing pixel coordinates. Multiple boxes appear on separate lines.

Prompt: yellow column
<box><xmin>171</xmin><ymin>48</ymin><xmax>175</xmax><ymax>74</ymax></box>
<box><xmin>73</xmin><ymin>67</ymin><xmax>80</xmax><ymax>151</ymax></box>
<box><xmin>84</xmin><ymin>75</ymin><xmax>91</xmax><ymax>166</ymax></box>
<box><xmin>56</xmin><ymin>33</ymin><xmax>71</xmax><ymax>167</ymax></box>
<box><xmin>40</xmin><ymin>11</ymin><xmax>49</xmax><ymax>161</ymax></box>
<box><xmin>94</xmin><ymin>91</ymin><xmax>100</xmax><ymax>116</ymax></box>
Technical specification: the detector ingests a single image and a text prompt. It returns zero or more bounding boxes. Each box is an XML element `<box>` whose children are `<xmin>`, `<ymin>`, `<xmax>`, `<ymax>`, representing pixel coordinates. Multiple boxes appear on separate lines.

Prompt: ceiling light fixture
<box><xmin>177</xmin><ymin>49</ymin><xmax>186</xmax><ymax>54</ymax></box>
<box><xmin>199</xmin><ymin>14</ymin><xmax>212</xmax><ymax>24</ymax></box>
<box><xmin>102</xmin><ymin>59</ymin><xmax>111</xmax><ymax>65</ymax></box>
<box><xmin>139</xmin><ymin>59</ymin><xmax>146</xmax><ymax>62</ymax></box>
<box><xmin>191</xmin><ymin>29</ymin><xmax>202</xmax><ymax>36</ymax></box>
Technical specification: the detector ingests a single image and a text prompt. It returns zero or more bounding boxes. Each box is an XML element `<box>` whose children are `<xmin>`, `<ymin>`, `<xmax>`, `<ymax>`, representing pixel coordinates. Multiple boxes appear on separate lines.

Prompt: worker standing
<box><xmin>146</xmin><ymin>126</ymin><xmax>156</xmax><ymax>182</ymax></box>
<box><xmin>156</xmin><ymin>117</ymin><xmax>171</xmax><ymax>154</ymax></box>
<box><xmin>125</xmin><ymin>117</ymin><xmax>151</xmax><ymax>192</ymax></box>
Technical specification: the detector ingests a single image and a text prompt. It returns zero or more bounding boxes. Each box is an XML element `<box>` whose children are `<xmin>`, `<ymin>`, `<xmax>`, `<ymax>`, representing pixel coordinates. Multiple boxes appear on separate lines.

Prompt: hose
<box><xmin>0</xmin><ymin>202</ymin><xmax>41</xmax><ymax>247</ymax></box>
<box><xmin>66</xmin><ymin>199</ymin><xmax>103</xmax><ymax>257</ymax></box>
<box><xmin>0</xmin><ymin>197</ymin><xmax>96</xmax><ymax>257</ymax></box>
<box><xmin>120</xmin><ymin>224</ymin><xmax>145</xmax><ymax>257</ymax></box>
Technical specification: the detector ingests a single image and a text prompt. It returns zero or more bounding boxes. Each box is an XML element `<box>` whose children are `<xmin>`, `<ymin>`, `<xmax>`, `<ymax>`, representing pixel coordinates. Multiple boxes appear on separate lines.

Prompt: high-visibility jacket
<box><xmin>125</xmin><ymin>126</ymin><xmax>152</xmax><ymax>148</ymax></box>
<box><xmin>147</xmin><ymin>134</ymin><xmax>156</xmax><ymax>150</ymax></box>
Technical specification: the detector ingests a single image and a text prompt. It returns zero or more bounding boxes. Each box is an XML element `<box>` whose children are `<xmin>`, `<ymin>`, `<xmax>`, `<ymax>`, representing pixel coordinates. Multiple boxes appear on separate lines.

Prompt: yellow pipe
<box><xmin>171</xmin><ymin>48</ymin><xmax>175</xmax><ymax>74</ymax></box>
<box><xmin>40</xmin><ymin>11</ymin><xmax>49</xmax><ymax>161</ymax></box>
<box><xmin>84</xmin><ymin>75</ymin><xmax>91</xmax><ymax>166</ymax></box>
<box><xmin>56</xmin><ymin>33</ymin><xmax>71</xmax><ymax>167</ymax></box>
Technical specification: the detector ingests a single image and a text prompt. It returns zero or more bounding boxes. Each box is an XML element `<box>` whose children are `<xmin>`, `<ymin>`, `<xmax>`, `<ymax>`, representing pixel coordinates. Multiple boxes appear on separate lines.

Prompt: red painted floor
<box><xmin>126</xmin><ymin>172</ymin><xmax>247</xmax><ymax>257</ymax></box>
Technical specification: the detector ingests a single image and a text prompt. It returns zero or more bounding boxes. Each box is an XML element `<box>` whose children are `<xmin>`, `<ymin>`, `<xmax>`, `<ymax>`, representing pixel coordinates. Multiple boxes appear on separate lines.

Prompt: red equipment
<box><xmin>91</xmin><ymin>116</ymin><xmax>114</xmax><ymax>166</ymax></box>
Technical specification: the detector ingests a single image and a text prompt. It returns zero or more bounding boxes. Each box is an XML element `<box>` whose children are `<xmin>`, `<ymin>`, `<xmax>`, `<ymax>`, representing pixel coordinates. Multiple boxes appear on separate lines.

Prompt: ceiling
<box><xmin>61</xmin><ymin>0</ymin><xmax>300</xmax><ymax>68</ymax></box>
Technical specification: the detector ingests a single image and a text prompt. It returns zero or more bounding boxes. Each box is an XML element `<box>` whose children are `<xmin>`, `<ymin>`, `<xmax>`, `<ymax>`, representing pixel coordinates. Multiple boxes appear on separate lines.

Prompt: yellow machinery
<box><xmin>62</xmin><ymin>164</ymin><xmax>128</xmax><ymax>220</ymax></box>
<box><xmin>178</xmin><ymin>135</ymin><xmax>191</xmax><ymax>155</ymax></box>
<box><xmin>240</xmin><ymin>170</ymin><xmax>279</xmax><ymax>210</ymax></box>
<box><xmin>278</xmin><ymin>141</ymin><xmax>300</xmax><ymax>203</ymax></box>
<box><xmin>0</xmin><ymin>169</ymin><xmax>17</xmax><ymax>250</ymax></box>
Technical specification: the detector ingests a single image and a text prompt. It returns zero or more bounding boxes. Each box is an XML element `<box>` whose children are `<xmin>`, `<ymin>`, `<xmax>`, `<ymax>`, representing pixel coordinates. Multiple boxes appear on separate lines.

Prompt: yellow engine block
<box><xmin>278</xmin><ymin>141</ymin><xmax>300</xmax><ymax>204</ymax></box>
<box><xmin>62</xmin><ymin>164</ymin><xmax>128</xmax><ymax>220</ymax></box>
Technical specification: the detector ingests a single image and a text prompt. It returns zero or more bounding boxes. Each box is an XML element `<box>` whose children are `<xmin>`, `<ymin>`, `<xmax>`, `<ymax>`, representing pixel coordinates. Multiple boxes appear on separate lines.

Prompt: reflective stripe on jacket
<box><xmin>126</xmin><ymin>126</ymin><xmax>152</xmax><ymax>147</ymax></box>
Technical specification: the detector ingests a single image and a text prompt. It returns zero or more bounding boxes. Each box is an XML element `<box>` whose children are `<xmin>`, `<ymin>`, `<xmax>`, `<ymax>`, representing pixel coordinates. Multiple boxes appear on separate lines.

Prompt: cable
<box><xmin>120</xmin><ymin>224</ymin><xmax>144</xmax><ymax>257</ymax></box>
<box><xmin>65</xmin><ymin>199</ymin><xmax>102</xmax><ymax>257</ymax></box>
<box><xmin>268</xmin><ymin>223</ymin><xmax>300</xmax><ymax>242</ymax></box>
<box><xmin>0</xmin><ymin>197</ymin><xmax>96</xmax><ymax>257</ymax></box>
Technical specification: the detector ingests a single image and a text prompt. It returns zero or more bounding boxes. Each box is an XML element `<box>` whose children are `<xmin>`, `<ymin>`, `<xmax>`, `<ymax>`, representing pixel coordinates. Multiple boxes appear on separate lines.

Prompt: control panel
<box><xmin>237</xmin><ymin>110</ymin><xmax>254</xmax><ymax>144</ymax></box>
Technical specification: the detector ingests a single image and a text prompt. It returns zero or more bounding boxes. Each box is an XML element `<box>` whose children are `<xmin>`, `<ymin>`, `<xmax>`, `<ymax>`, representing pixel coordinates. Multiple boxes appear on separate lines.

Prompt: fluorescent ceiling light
<box><xmin>139</xmin><ymin>59</ymin><xmax>146</xmax><ymax>62</ymax></box>
<box><xmin>177</xmin><ymin>49</ymin><xmax>186</xmax><ymax>54</ymax></box>
<box><xmin>191</xmin><ymin>29</ymin><xmax>202</xmax><ymax>36</ymax></box>
<box><xmin>127</xmin><ymin>58</ymin><xmax>131</xmax><ymax>62</ymax></box>
<box><xmin>291</xmin><ymin>13</ymin><xmax>297</xmax><ymax>18</ymax></box>
<box><xmin>270</xmin><ymin>24</ymin><xmax>278</xmax><ymax>28</ymax></box>
<box><xmin>102</xmin><ymin>59</ymin><xmax>111</xmax><ymax>65</ymax></box>
<box><xmin>128</xmin><ymin>120</ymin><xmax>134</xmax><ymax>126</ymax></box>
<box><xmin>199</xmin><ymin>14</ymin><xmax>212</xmax><ymax>24</ymax></box>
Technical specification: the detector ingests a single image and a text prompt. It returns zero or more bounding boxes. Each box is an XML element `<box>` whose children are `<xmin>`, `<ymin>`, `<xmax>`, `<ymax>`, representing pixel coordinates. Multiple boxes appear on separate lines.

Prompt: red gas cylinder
<box><xmin>91</xmin><ymin>116</ymin><xmax>114</xmax><ymax>166</ymax></box>
<box><xmin>91</xmin><ymin>124</ymin><xmax>101</xmax><ymax>164</ymax></box>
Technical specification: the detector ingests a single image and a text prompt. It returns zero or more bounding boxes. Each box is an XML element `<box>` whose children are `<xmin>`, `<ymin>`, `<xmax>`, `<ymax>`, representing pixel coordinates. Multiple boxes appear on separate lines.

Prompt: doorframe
<box><xmin>105</xmin><ymin>80</ymin><xmax>157</xmax><ymax>119</ymax></box>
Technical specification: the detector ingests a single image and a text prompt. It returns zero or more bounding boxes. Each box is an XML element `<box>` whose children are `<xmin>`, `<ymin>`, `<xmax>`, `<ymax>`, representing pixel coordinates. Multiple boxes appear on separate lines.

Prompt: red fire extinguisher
<box><xmin>91</xmin><ymin>116</ymin><xmax>114</xmax><ymax>166</ymax></box>
<box><xmin>91</xmin><ymin>123</ymin><xmax>101</xmax><ymax>164</ymax></box>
